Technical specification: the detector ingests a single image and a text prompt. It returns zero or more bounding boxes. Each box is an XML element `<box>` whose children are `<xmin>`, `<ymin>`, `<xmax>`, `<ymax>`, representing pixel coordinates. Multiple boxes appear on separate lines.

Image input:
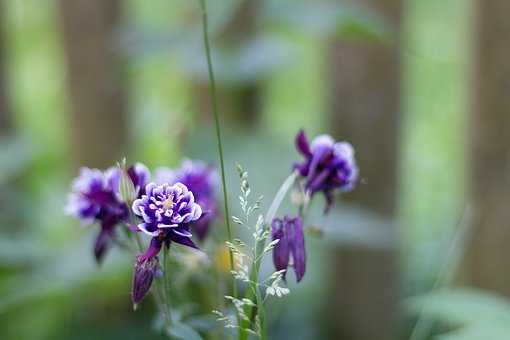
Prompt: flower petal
<box><xmin>288</xmin><ymin>217</ymin><xmax>306</xmax><ymax>282</ymax></box>
<box><xmin>295</xmin><ymin>129</ymin><xmax>312</xmax><ymax>157</ymax></box>
<box><xmin>271</xmin><ymin>218</ymin><xmax>290</xmax><ymax>280</ymax></box>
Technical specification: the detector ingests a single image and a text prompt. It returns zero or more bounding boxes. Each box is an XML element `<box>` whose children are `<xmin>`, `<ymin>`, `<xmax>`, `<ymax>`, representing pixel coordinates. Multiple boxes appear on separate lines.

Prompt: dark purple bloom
<box><xmin>155</xmin><ymin>160</ymin><xmax>219</xmax><ymax>241</ymax></box>
<box><xmin>132</xmin><ymin>182</ymin><xmax>202</xmax><ymax>248</ymax></box>
<box><xmin>271</xmin><ymin>216</ymin><xmax>306</xmax><ymax>282</ymax></box>
<box><xmin>66</xmin><ymin>164</ymin><xmax>150</xmax><ymax>263</ymax></box>
<box><xmin>294</xmin><ymin>129</ymin><xmax>358</xmax><ymax>211</ymax></box>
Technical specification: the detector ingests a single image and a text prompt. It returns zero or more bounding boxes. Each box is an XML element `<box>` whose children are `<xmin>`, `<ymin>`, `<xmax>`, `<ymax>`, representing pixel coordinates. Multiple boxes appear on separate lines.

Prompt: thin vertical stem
<box><xmin>241</xmin><ymin>173</ymin><xmax>297</xmax><ymax>340</ymax></box>
<box><xmin>198</xmin><ymin>0</ymin><xmax>237</xmax><ymax>296</ymax></box>
<box><xmin>162</xmin><ymin>246</ymin><xmax>173</xmax><ymax>331</ymax></box>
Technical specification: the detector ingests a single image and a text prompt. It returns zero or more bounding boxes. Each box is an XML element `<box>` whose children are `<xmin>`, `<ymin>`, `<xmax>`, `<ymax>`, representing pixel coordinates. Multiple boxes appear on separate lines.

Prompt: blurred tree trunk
<box><xmin>0</xmin><ymin>0</ymin><xmax>12</xmax><ymax>135</ymax></box>
<box><xmin>325</xmin><ymin>1</ymin><xmax>401</xmax><ymax>339</ymax></box>
<box><xmin>463</xmin><ymin>0</ymin><xmax>510</xmax><ymax>295</ymax></box>
<box><xmin>58</xmin><ymin>0</ymin><xmax>127</xmax><ymax>168</ymax></box>
<box><xmin>194</xmin><ymin>0</ymin><xmax>260</xmax><ymax>127</ymax></box>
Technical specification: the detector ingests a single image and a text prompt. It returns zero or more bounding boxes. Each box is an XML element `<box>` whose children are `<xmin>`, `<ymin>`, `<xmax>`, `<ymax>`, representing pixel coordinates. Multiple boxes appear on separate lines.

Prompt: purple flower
<box><xmin>128</xmin><ymin>163</ymin><xmax>151</xmax><ymax>196</ymax></box>
<box><xmin>294</xmin><ymin>129</ymin><xmax>358</xmax><ymax>211</ymax></box>
<box><xmin>130</xmin><ymin>182</ymin><xmax>202</xmax><ymax>306</ymax></box>
<box><xmin>66</xmin><ymin>164</ymin><xmax>151</xmax><ymax>263</ymax></box>
<box><xmin>132</xmin><ymin>182</ymin><xmax>202</xmax><ymax>249</ymax></box>
<box><xmin>271</xmin><ymin>216</ymin><xmax>306</xmax><ymax>282</ymax></box>
<box><xmin>155</xmin><ymin>160</ymin><xmax>219</xmax><ymax>241</ymax></box>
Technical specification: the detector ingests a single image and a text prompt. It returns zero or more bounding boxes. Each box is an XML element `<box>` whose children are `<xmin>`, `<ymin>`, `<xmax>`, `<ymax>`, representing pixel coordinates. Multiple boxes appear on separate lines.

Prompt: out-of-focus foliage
<box><xmin>263</xmin><ymin>1</ymin><xmax>392</xmax><ymax>41</ymax></box>
<box><xmin>408</xmin><ymin>288</ymin><xmax>510</xmax><ymax>340</ymax></box>
<box><xmin>401</xmin><ymin>0</ymin><xmax>472</xmax><ymax>295</ymax></box>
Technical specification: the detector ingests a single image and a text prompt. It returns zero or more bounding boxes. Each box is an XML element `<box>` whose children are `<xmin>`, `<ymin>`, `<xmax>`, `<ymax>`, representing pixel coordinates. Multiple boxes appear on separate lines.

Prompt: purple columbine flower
<box><xmin>271</xmin><ymin>216</ymin><xmax>306</xmax><ymax>282</ymax></box>
<box><xmin>132</xmin><ymin>182</ymin><xmax>202</xmax><ymax>248</ymax></box>
<box><xmin>66</xmin><ymin>164</ymin><xmax>150</xmax><ymax>263</ymax></box>
<box><xmin>155</xmin><ymin>160</ymin><xmax>219</xmax><ymax>241</ymax></box>
<box><xmin>130</xmin><ymin>182</ymin><xmax>202</xmax><ymax>305</ymax></box>
<box><xmin>294</xmin><ymin>129</ymin><xmax>358</xmax><ymax>211</ymax></box>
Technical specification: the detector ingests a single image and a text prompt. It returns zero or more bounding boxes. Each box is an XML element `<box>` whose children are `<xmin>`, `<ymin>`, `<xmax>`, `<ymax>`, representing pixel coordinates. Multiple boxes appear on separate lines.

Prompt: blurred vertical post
<box><xmin>195</xmin><ymin>0</ymin><xmax>260</xmax><ymax>127</ymax></box>
<box><xmin>58</xmin><ymin>0</ymin><xmax>127</xmax><ymax>168</ymax></box>
<box><xmin>463</xmin><ymin>0</ymin><xmax>510</xmax><ymax>295</ymax></box>
<box><xmin>0</xmin><ymin>0</ymin><xmax>12</xmax><ymax>134</ymax></box>
<box><xmin>326</xmin><ymin>1</ymin><xmax>401</xmax><ymax>339</ymax></box>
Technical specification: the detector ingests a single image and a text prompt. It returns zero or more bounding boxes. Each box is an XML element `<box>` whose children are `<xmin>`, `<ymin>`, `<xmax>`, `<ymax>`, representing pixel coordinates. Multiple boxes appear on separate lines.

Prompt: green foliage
<box><xmin>263</xmin><ymin>1</ymin><xmax>392</xmax><ymax>42</ymax></box>
<box><xmin>168</xmin><ymin>320</ymin><xmax>203</xmax><ymax>340</ymax></box>
<box><xmin>408</xmin><ymin>288</ymin><xmax>510</xmax><ymax>340</ymax></box>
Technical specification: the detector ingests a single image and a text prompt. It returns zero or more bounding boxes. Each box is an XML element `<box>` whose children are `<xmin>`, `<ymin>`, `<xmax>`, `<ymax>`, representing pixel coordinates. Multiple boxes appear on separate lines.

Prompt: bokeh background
<box><xmin>1</xmin><ymin>0</ymin><xmax>509</xmax><ymax>339</ymax></box>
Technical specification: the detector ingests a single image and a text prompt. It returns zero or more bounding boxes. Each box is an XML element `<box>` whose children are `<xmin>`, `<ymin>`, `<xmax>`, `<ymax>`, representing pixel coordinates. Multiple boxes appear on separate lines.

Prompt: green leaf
<box><xmin>407</xmin><ymin>288</ymin><xmax>510</xmax><ymax>326</ymax></box>
<box><xmin>408</xmin><ymin>288</ymin><xmax>510</xmax><ymax>340</ymax></box>
<box><xmin>167</xmin><ymin>321</ymin><xmax>203</xmax><ymax>340</ymax></box>
<box><xmin>186</xmin><ymin>315</ymin><xmax>218</xmax><ymax>332</ymax></box>
<box><xmin>263</xmin><ymin>2</ymin><xmax>392</xmax><ymax>42</ymax></box>
<box><xmin>265</xmin><ymin>172</ymin><xmax>297</xmax><ymax>225</ymax></box>
<box><xmin>436</xmin><ymin>323</ymin><xmax>510</xmax><ymax>340</ymax></box>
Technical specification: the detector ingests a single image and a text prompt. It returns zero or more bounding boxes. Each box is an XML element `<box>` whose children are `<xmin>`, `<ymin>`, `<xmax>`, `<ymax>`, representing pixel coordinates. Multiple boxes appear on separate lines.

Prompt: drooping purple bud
<box><xmin>289</xmin><ymin>217</ymin><xmax>306</xmax><ymax>282</ymax></box>
<box><xmin>293</xmin><ymin>129</ymin><xmax>358</xmax><ymax>212</ymax></box>
<box><xmin>271</xmin><ymin>216</ymin><xmax>307</xmax><ymax>282</ymax></box>
<box><xmin>272</xmin><ymin>218</ymin><xmax>290</xmax><ymax>275</ymax></box>
<box><xmin>132</xmin><ymin>256</ymin><xmax>160</xmax><ymax>308</ymax></box>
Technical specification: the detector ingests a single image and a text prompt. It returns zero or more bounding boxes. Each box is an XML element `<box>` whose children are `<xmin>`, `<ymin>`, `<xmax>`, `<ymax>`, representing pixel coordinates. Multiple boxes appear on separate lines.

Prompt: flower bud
<box><xmin>131</xmin><ymin>256</ymin><xmax>159</xmax><ymax>309</ymax></box>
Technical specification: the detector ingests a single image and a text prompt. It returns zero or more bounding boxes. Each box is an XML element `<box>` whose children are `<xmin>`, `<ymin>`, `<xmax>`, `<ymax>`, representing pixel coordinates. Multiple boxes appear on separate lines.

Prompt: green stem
<box><xmin>198</xmin><ymin>0</ymin><xmax>240</xmax><ymax>336</ymax></box>
<box><xmin>198</xmin><ymin>0</ymin><xmax>235</xmax><ymax>280</ymax></box>
<box><xmin>162</xmin><ymin>246</ymin><xmax>173</xmax><ymax>333</ymax></box>
<box><xmin>240</xmin><ymin>173</ymin><xmax>297</xmax><ymax>340</ymax></box>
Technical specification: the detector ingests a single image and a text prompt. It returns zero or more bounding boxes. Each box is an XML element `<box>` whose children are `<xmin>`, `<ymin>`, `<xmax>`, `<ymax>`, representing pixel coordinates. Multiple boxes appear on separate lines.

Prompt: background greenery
<box><xmin>1</xmin><ymin>0</ymin><xmax>499</xmax><ymax>339</ymax></box>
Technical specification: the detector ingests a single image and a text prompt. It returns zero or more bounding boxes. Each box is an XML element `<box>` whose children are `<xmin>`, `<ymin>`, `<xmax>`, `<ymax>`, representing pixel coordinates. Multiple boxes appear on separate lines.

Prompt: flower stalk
<box><xmin>198</xmin><ymin>0</ymin><xmax>239</xmax><ymax>319</ymax></box>
<box><xmin>162</xmin><ymin>246</ymin><xmax>173</xmax><ymax>332</ymax></box>
<box><xmin>240</xmin><ymin>172</ymin><xmax>297</xmax><ymax>340</ymax></box>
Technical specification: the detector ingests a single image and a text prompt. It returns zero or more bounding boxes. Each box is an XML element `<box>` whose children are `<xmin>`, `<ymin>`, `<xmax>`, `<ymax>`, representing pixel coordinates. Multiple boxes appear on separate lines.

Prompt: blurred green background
<box><xmin>2</xmin><ymin>0</ymin><xmax>510</xmax><ymax>339</ymax></box>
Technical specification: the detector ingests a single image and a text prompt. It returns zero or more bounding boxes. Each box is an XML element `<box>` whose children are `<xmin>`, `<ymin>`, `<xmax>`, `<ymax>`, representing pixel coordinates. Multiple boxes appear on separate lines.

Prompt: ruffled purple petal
<box><xmin>293</xmin><ymin>130</ymin><xmax>358</xmax><ymax>211</ymax></box>
<box><xmin>131</xmin><ymin>182</ymin><xmax>203</xmax><ymax>249</ymax></box>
